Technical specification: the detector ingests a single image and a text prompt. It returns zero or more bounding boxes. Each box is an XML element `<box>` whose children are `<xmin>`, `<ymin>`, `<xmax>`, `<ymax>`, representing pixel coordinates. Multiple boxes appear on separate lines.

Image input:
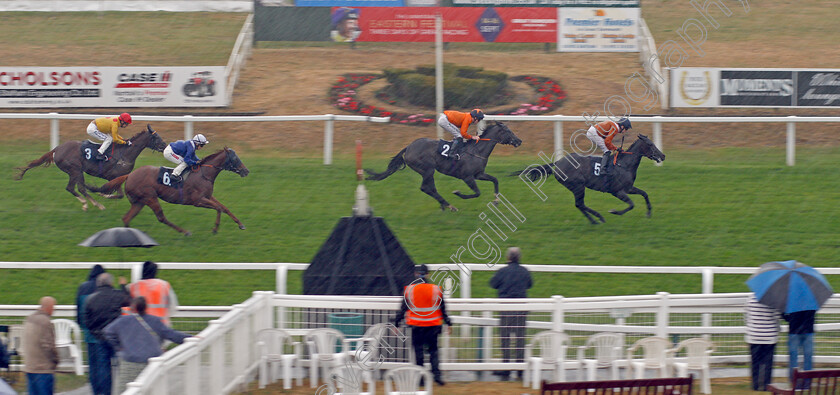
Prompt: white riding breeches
<box><xmin>438</xmin><ymin>114</ymin><xmax>462</xmax><ymax>139</ymax></box>
<box><xmin>586</xmin><ymin>126</ymin><xmax>610</xmax><ymax>153</ymax></box>
<box><xmin>163</xmin><ymin>146</ymin><xmax>188</xmax><ymax>176</ymax></box>
<box><xmin>87</xmin><ymin>121</ymin><xmax>112</xmax><ymax>154</ymax></box>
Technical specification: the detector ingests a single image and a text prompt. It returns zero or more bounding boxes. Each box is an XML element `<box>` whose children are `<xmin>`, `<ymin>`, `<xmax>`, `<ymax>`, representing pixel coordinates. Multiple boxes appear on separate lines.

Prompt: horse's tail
<box><xmin>365</xmin><ymin>148</ymin><xmax>407</xmax><ymax>181</ymax></box>
<box><xmin>509</xmin><ymin>163</ymin><xmax>554</xmax><ymax>181</ymax></box>
<box><xmin>14</xmin><ymin>149</ymin><xmax>56</xmax><ymax>180</ymax></box>
<box><xmin>86</xmin><ymin>174</ymin><xmax>129</xmax><ymax>195</ymax></box>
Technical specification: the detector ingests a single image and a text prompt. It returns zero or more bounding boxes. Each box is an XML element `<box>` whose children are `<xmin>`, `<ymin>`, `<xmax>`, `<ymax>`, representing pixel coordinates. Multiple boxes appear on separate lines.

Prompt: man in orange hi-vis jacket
<box><xmin>129</xmin><ymin>261</ymin><xmax>179</xmax><ymax>326</ymax></box>
<box><xmin>393</xmin><ymin>264</ymin><xmax>452</xmax><ymax>386</ymax></box>
<box><xmin>586</xmin><ymin>117</ymin><xmax>632</xmax><ymax>181</ymax></box>
<box><xmin>437</xmin><ymin>109</ymin><xmax>484</xmax><ymax>160</ymax></box>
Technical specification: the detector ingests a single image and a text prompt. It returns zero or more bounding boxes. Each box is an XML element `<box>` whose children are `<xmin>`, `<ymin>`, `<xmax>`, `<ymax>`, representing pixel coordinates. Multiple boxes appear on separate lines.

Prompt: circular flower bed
<box><xmin>329</xmin><ymin>73</ymin><xmax>567</xmax><ymax>127</ymax></box>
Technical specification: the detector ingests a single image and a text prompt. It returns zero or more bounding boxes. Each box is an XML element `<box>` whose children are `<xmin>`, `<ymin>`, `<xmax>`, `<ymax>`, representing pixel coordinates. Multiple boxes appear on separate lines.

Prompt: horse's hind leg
<box><xmin>77</xmin><ymin>180</ymin><xmax>105</xmax><ymax>211</ymax></box>
<box><xmin>419</xmin><ymin>171</ymin><xmax>456</xmax><ymax>211</ymax></box>
<box><xmin>626</xmin><ymin>186</ymin><xmax>652</xmax><ymax>218</ymax></box>
<box><xmin>569</xmin><ymin>184</ymin><xmax>604</xmax><ymax>224</ymax></box>
<box><xmin>65</xmin><ymin>177</ymin><xmax>89</xmax><ymax>211</ymax></box>
<box><xmin>453</xmin><ymin>176</ymin><xmax>481</xmax><ymax>200</ymax></box>
<box><xmin>145</xmin><ymin>198</ymin><xmax>191</xmax><ymax>236</ymax></box>
<box><xmin>609</xmin><ymin>190</ymin><xmax>635</xmax><ymax>216</ymax></box>
<box><xmin>122</xmin><ymin>202</ymin><xmax>145</xmax><ymax>227</ymax></box>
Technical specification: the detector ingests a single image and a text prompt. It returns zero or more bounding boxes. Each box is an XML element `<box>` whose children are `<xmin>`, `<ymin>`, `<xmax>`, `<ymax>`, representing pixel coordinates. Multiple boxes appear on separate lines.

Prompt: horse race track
<box><xmin>0</xmin><ymin>7</ymin><xmax>839</xmax><ymax>307</ymax></box>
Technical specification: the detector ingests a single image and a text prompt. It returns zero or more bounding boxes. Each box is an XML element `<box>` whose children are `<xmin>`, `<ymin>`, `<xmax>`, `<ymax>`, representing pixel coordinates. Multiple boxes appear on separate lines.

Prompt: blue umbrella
<box><xmin>746</xmin><ymin>260</ymin><xmax>834</xmax><ymax>314</ymax></box>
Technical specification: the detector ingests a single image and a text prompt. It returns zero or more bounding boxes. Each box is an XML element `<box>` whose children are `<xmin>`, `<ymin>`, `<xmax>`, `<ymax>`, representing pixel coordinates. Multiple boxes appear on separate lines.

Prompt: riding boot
<box><xmin>450</xmin><ymin>138</ymin><xmax>460</xmax><ymax>161</ymax></box>
<box><xmin>601</xmin><ymin>152</ymin><xmax>612</xmax><ymax>190</ymax></box>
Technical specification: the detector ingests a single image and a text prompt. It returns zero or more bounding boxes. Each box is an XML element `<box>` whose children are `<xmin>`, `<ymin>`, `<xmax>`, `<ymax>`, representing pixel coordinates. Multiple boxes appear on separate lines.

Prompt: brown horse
<box><xmin>14</xmin><ymin>124</ymin><xmax>167</xmax><ymax>211</ymax></box>
<box><xmin>86</xmin><ymin>147</ymin><xmax>249</xmax><ymax>236</ymax></box>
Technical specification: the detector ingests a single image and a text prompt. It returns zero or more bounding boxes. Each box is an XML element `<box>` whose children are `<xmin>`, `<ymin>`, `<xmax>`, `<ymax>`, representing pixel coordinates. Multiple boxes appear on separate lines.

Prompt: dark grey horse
<box><xmin>517</xmin><ymin>134</ymin><xmax>665</xmax><ymax>224</ymax></box>
<box><xmin>366</xmin><ymin>121</ymin><xmax>522</xmax><ymax>211</ymax></box>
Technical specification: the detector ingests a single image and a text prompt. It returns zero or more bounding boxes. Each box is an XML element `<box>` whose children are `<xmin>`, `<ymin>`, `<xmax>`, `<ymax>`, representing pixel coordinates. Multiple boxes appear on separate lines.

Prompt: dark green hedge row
<box><xmin>383</xmin><ymin>64</ymin><xmax>508</xmax><ymax>108</ymax></box>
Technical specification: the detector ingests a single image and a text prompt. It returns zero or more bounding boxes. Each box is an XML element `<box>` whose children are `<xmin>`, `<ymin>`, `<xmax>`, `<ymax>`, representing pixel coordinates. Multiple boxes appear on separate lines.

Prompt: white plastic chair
<box><xmin>347</xmin><ymin>323</ymin><xmax>391</xmax><ymax>380</ymax></box>
<box><xmin>626</xmin><ymin>336</ymin><xmax>672</xmax><ymax>379</ymax></box>
<box><xmin>256</xmin><ymin>328</ymin><xmax>302</xmax><ymax>389</ymax></box>
<box><xmin>523</xmin><ymin>330</ymin><xmax>571</xmax><ymax>389</ymax></box>
<box><xmin>329</xmin><ymin>364</ymin><xmax>376</xmax><ymax>395</ymax></box>
<box><xmin>577</xmin><ymin>332</ymin><xmax>624</xmax><ymax>381</ymax></box>
<box><xmin>305</xmin><ymin>328</ymin><xmax>351</xmax><ymax>388</ymax></box>
<box><xmin>384</xmin><ymin>364</ymin><xmax>432</xmax><ymax>395</ymax></box>
<box><xmin>669</xmin><ymin>338</ymin><xmax>715</xmax><ymax>394</ymax></box>
<box><xmin>51</xmin><ymin>319</ymin><xmax>84</xmax><ymax>375</ymax></box>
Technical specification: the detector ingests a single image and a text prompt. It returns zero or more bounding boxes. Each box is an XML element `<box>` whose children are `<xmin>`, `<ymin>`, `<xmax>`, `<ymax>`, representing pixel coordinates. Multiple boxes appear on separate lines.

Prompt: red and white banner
<box><xmin>353</xmin><ymin>7</ymin><xmax>557</xmax><ymax>43</ymax></box>
<box><xmin>0</xmin><ymin>67</ymin><xmax>226</xmax><ymax>108</ymax></box>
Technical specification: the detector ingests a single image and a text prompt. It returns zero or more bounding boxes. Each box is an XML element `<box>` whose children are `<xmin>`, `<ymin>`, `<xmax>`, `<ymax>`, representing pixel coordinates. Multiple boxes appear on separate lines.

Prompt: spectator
<box><xmin>104</xmin><ymin>297</ymin><xmax>191</xmax><ymax>393</ymax></box>
<box><xmin>129</xmin><ymin>261</ymin><xmax>179</xmax><ymax>326</ymax></box>
<box><xmin>745</xmin><ymin>295</ymin><xmax>781</xmax><ymax>391</ymax></box>
<box><xmin>77</xmin><ymin>264</ymin><xmax>106</xmax><ymax>382</ymax></box>
<box><xmin>393</xmin><ymin>264</ymin><xmax>452</xmax><ymax>386</ymax></box>
<box><xmin>490</xmin><ymin>247</ymin><xmax>532</xmax><ymax>381</ymax></box>
<box><xmin>23</xmin><ymin>296</ymin><xmax>59</xmax><ymax>395</ymax></box>
<box><xmin>84</xmin><ymin>273</ymin><xmax>130</xmax><ymax>395</ymax></box>
<box><xmin>783</xmin><ymin>309</ymin><xmax>816</xmax><ymax>387</ymax></box>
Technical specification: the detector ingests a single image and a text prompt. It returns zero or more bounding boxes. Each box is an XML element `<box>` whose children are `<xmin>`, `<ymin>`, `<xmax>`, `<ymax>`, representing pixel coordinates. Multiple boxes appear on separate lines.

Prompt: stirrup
<box><xmin>452</xmin><ymin>153</ymin><xmax>461</xmax><ymax>161</ymax></box>
<box><xmin>170</xmin><ymin>174</ymin><xmax>182</xmax><ymax>183</ymax></box>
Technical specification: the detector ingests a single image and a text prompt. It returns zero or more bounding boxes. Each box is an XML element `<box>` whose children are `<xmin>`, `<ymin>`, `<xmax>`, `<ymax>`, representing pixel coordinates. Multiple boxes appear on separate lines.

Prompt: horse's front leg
<box><xmin>453</xmin><ymin>176</ymin><xmax>481</xmax><ymax>200</ymax></box>
<box><xmin>200</xmin><ymin>196</ymin><xmax>246</xmax><ymax>232</ymax></box>
<box><xmin>475</xmin><ymin>173</ymin><xmax>500</xmax><ymax>205</ymax></box>
<box><xmin>609</xmin><ymin>190</ymin><xmax>635</xmax><ymax>215</ymax></box>
<box><xmin>626</xmin><ymin>186</ymin><xmax>652</xmax><ymax>218</ymax></box>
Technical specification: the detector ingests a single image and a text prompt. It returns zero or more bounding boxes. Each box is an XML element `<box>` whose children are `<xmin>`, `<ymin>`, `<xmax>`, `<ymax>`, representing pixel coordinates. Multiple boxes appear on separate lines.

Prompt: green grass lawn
<box><xmin>1</xmin><ymin>144</ymin><xmax>839</xmax><ymax>307</ymax></box>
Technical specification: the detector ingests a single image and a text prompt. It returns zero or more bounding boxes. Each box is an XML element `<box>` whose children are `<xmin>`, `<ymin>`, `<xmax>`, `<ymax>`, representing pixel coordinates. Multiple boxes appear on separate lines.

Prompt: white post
<box><xmin>276</xmin><ymin>264</ymin><xmax>288</xmax><ymax>329</ymax></box>
<box><xmin>653</xmin><ymin>117</ymin><xmax>662</xmax><ymax>167</ymax></box>
<box><xmin>482</xmin><ymin>310</ymin><xmax>492</xmax><ymax>364</ymax></box>
<box><xmin>131</xmin><ymin>262</ymin><xmax>142</xmax><ymax>283</ymax></box>
<box><xmin>184</xmin><ymin>339</ymin><xmax>201</xmax><ymax>395</ymax></box>
<box><xmin>184</xmin><ymin>115</ymin><xmax>194</xmax><ymax>140</ymax></box>
<box><xmin>209</xmin><ymin>322</ymin><xmax>225</xmax><ymax>395</ymax></box>
<box><xmin>435</xmin><ymin>13</ymin><xmax>444</xmax><ymax>140</ymax></box>
<box><xmin>553</xmin><ymin>120</ymin><xmax>563</xmax><ymax>157</ymax></box>
<box><xmin>656</xmin><ymin>292</ymin><xmax>669</xmax><ymax>339</ymax></box>
<box><xmin>324</xmin><ymin>115</ymin><xmax>334</xmax><ymax>165</ymax></box>
<box><xmin>701</xmin><ymin>269</ymin><xmax>713</xmax><ymax>338</ymax></box>
<box><xmin>49</xmin><ymin>112</ymin><xmax>59</xmax><ymax>149</ymax></box>
<box><xmin>786</xmin><ymin>117</ymin><xmax>796</xmax><ymax>166</ymax></box>
<box><xmin>552</xmin><ymin>295</ymin><xmax>564</xmax><ymax>332</ymax></box>
<box><xmin>460</xmin><ymin>267</ymin><xmax>471</xmax><ymax>340</ymax></box>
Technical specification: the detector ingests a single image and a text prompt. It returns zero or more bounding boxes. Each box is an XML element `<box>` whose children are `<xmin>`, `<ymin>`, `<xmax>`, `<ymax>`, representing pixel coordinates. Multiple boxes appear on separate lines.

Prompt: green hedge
<box><xmin>384</xmin><ymin>64</ymin><xmax>508</xmax><ymax>108</ymax></box>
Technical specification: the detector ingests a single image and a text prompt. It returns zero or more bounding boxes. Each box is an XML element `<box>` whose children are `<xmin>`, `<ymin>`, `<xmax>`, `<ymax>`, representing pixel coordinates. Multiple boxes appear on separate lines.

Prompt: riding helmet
<box><xmin>415</xmin><ymin>264</ymin><xmax>429</xmax><ymax>276</ymax></box>
<box><xmin>118</xmin><ymin>113</ymin><xmax>132</xmax><ymax>125</ymax></box>
<box><xmin>617</xmin><ymin>117</ymin><xmax>632</xmax><ymax>131</ymax></box>
<box><xmin>470</xmin><ymin>109</ymin><xmax>485</xmax><ymax>122</ymax></box>
<box><xmin>192</xmin><ymin>134</ymin><xmax>209</xmax><ymax>146</ymax></box>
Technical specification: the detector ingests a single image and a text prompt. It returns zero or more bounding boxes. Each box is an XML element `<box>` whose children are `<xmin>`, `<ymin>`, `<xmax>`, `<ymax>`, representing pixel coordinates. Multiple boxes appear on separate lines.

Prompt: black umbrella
<box><xmin>79</xmin><ymin>227</ymin><xmax>159</xmax><ymax>248</ymax></box>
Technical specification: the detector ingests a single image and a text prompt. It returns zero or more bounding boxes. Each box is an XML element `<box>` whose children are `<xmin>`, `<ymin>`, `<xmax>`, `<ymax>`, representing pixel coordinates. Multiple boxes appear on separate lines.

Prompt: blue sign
<box><xmin>296</xmin><ymin>0</ymin><xmax>404</xmax><ymax>6</ymax></box>
<box><xmin>476</xmin><ymin>7</ymin><xmax>504</xmax><ymax>42</ymax></box>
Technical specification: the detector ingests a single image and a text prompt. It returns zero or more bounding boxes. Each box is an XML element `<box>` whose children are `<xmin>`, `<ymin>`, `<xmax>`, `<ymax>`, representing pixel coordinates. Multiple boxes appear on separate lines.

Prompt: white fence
<box><xmin>2</xmin><ymin>113</ymin><xmax>838</xmax><ymax>166</ymax></box>
<box><xmin>3</xmin><ymin>261</ymin><xmax>840</xmax><ymax>300</ymax></box>
<box><xmin>224</xmin><ymin>13</ymin><xmax>253</xmax><ymax>106</ymax></box>
<box><xmin>108</xmin><ymin>291</ymin><xmax>839</xmax><ymax>394</ymax></box>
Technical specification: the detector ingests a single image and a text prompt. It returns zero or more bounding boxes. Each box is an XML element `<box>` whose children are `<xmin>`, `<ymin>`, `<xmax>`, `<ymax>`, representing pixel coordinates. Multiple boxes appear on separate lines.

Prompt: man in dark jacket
<box><xmin>77</xmin><ymin>264</ymin><xmax>105</xmax><ymax>381</ymax></box>
<box><xmin>490</xmin><ymin>247</ymin><xmax>532</xmax><ymax>381</ymax></box>
<box><xmin>83</xmin><ymin>273</ymin><xmax>130</xmax><ymax>395</ymax></box>
<box><xmin>783</xmin><ymin>310</ymin><xmax>816</xmax><ymax>389</ymax></box>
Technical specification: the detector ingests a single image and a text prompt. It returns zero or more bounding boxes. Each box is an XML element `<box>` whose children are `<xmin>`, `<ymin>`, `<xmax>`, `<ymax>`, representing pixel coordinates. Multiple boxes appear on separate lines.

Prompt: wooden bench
<box><xmin>767</xmin><ymin>368</ymin><xmax>840</xmax><ymax>394</ymax></box>
<box><xmin>541</xmin><ymin>376</ymin><xmax>694</xmax><ymax>394</ymax></box>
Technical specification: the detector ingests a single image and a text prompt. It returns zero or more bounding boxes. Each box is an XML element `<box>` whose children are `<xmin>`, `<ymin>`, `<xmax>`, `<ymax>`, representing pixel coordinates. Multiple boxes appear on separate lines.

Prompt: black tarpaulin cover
<box><xmin>304</xmin><ymin>216</ymin><xmax>415</xmax><ymax>296</ymax></box>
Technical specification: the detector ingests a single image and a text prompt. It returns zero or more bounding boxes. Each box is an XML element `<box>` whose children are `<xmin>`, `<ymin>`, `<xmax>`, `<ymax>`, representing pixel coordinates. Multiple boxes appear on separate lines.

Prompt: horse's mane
<box><xmin>198</xmin><ymin>147</ymin><xmax>229</xmax><ymax>165</ymax></box>
<box><xmin>127</xmin><ymin>128</ymin><xmax>151</xmax><ymax>142</ymax></box>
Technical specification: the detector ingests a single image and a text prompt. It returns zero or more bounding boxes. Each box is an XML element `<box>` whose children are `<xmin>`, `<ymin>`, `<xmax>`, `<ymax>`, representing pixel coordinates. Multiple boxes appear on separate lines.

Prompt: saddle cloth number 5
<box><xmin>594</xmin><ymin>163</ymin><xmax>601</xmax><ymax>176</ymax></box>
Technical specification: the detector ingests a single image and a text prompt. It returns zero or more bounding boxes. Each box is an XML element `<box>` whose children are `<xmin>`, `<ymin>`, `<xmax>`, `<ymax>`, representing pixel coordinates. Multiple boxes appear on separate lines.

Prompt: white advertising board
<box><xmin>558</xmin><ymin>7</ymin><xmax>639</xmax><ymax>52</ymax></box>
<box><xmin>670</xmin><ymin>67</ymin><xmax>720</xmax><ymax>107</ymax></box>
<box><xmin>0</xmin><ymin>67</ymin><xmax>227</xmax><ymax>108</ymax></box>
